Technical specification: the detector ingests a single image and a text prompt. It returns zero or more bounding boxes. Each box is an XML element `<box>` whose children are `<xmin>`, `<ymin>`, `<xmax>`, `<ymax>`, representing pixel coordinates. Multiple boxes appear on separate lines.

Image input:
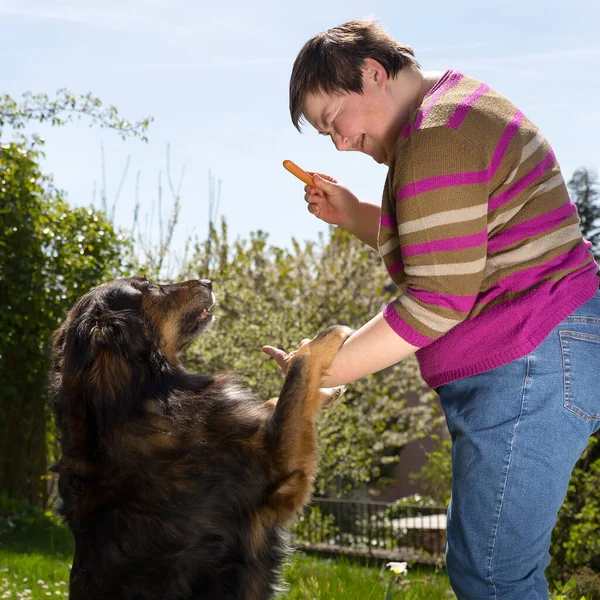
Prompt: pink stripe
<box><xmin>402</xmin><ymin>71</ymin><xmax>463</xmax><ymax>139</ymax></box>
<box><xmin>383</xmin><ymin>303</ymin><xmax>436</xmax><ymax>347</ymax></box>
<box><xmin>397</xmin><ymin>110</ymin><xmax>525</xmax><ymax>202</ymax></box>
<box><xmin>488</xmin><ymin>110</ymin><xmax>526</xmax><ymax>175</ymax></box>
<box><xmin>380</xmin><ymin>214</ymin><xmax>396</xmax><ymax>228</ymax></box>
<box><xmin>489</xmin><ymin>150</ymin><xmax>556</xmax><ymax>211</ymax></box>
<box><xmin>386</xmin><ymin>260</ymin><xmax>404</xmax><ymax>276</ymax></box>
<box><xmin>413</xmin><ymin>72</ymin><xmax>464</xmax><ymax>132</ymax></box>
<box><xmin>488</xmin><ymin>202</ymin><xmax>577</xmax><ymax>253</ymax></box>
<box><xmin>407</xmin><ymin>287</ymin><xmax>477</xmax><ymax>313</ymax></box>
<box><xmin>402</xmin><ymin>230</ymin><xmax>487</xmax><ymax>257</ymax></box>
<box><xmin>477</xmin><ymin>242</ymin><xmax>592</xmax><ymax>307</ymax></box>
<box><xmin>417</xmin><ymin>265</ymin><xmax>599</xmax><ymax>387</ymax></box>
<box><xmin>447</xmin><ymin>83</ymin><xmax>490</xmax><ymax>130</ymax></box>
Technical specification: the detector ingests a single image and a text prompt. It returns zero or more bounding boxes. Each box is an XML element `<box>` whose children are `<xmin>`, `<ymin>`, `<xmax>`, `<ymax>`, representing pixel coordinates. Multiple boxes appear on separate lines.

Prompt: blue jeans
<box><xmin>436</xmin><ymin>290</ymin><xmax>600</xmax><ymax>600</ymax></box>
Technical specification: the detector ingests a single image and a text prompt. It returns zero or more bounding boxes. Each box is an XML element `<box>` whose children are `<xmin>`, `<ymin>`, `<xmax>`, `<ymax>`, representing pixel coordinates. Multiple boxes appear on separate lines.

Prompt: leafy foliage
<box><xmin>181</xmin><ymin>221</ymin><xmax>440</xmax><ymax>497</ymax></box>
<box><xmin>0</xmin><ymin>140</ymin><xmax>130</xmax><ymax>502</ymax></box>
<box><xmin>409</xmin><ymin>435</ymin><xmax>452</xmax><ymax>505</ymax></box>
<box><xmin>550</xmin><ymin>434</ymin><xmax>600</xmax><ymax>581</ymax></box>
<box><xmin>0</xmin><ymin>88</ymin><xmax>151</xmax><ymax>503</ymax></box>
<box><xmin>0</xmin><ymin>89</ymin><xmax>152</xmax><ymax>141</ymax></box>
<box><xmin>569</xmin><ymin>167</ymin><xmax>600</xmax><ymax>262</ymax></box>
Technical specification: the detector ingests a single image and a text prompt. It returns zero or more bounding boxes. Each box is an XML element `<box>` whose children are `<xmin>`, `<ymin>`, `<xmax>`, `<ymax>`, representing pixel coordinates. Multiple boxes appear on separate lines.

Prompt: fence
<box><xmin>291</xmin><ymin>498</ymin><xmax>447</xmax><ymax>565</ymax></box>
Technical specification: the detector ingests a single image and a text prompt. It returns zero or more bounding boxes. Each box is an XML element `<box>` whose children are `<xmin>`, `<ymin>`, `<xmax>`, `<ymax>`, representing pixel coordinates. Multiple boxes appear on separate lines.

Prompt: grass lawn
<box><xmin>0</xmin><ymin>499</ymin><xmax>72</xmax><ymax>598</ymax></box>
<box><xmin>282</xmin><ymin>554</ymin><xmax>454</xmax><ymax>599</ymax></box>
<box><xmin>2</xmin><ymin>496</ymin><xmax>591</xmax><ymax>599</ymax></box>
<box><xmin>0</xmin><ymin>496</ymin><xmax>454</xmax><ymax>599</ymax></box>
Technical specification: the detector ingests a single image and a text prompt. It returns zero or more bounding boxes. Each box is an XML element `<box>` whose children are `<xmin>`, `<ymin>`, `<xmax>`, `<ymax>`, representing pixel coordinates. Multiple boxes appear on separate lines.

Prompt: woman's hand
<box><xmin>304</xmin><ymin>173</ymin><xmax>360</xmax><ymax>228</ymax></box>
<box><xmin>262</xmin><ymin>339</ymin><xmax>311</xmax><ymax>376</ymax></box>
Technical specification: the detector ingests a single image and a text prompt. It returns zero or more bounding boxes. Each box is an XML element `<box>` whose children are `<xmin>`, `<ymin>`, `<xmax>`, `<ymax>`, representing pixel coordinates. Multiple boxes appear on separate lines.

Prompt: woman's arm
<box><xmin>342</xmin><ymin>200</ymin><xmax>381</xmax><ymax>250</ymax></box>
<box><xmin>305</xmin><ymin>174</ymin><xmax>381</xmax><ymax>250</ymax></box>
<box><xmin>262</xmin><ymin>310</ymin><xmax>420</xmax><ymax>387</ymax></box>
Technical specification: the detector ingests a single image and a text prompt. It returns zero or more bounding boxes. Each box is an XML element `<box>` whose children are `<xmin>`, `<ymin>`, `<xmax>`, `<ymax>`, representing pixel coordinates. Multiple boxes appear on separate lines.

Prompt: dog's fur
<box><xmin>49</xmin><ymin>276</ymin><xmax>351</xmax><ymax>600</ymax></box>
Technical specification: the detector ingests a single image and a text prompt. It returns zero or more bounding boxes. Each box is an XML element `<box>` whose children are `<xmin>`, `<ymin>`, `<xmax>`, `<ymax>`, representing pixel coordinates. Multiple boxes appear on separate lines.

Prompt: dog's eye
<box><xmin>147</xmin><ymin>284</ymin><xmax>159</xmax><ymax>293</ymax></box>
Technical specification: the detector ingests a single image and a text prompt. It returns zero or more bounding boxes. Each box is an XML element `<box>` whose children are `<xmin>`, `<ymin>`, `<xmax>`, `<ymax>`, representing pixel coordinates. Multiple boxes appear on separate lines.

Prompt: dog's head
<box><xmin>51</xmin><ymin>276</ymin><xmax>214</xmax><ymax>450</ymax></box>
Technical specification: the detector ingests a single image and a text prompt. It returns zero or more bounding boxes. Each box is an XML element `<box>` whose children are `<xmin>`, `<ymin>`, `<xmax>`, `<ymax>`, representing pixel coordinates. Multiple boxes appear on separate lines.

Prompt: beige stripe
<box><xmin>488</xmin><ymin>173</ymin><xmax>565</xmax><ymax>234</ymax></box>
<box><xmin>379</xmin><ymin>236</ymin><xmax>400</xmax><ymax>255</ymax></box>
<box><xmin>488</xmin><ymin>203</ymin><xmax>524</xmax><ymax>234</ymax></box>
<box><xmin>405</xmin><ymin>256</ymin><xmax>486</xmax><ymax>277</ymax></box>
<box><xmin>529</xmin><ymin>173</ymin><xmax>564</xmax><ymax>200</ymax></box>
<box><xmin>399</xmin><ymin>294</ymin><xmax>460</xmax><ymax>334</ymax></box>
<box><xmin>487</xmin><ymin>223</ymin><xmax>582</xmax><ymax>273</ymax></box>
<box><xmin>399</xmin><ymin>203</ymin><xmax>488</xmax><ymax>236</ymax></box>
<box><xmin>503</xmin><ymin>133</ymin><xmax>545</xmax><ymax>186</ymax></box>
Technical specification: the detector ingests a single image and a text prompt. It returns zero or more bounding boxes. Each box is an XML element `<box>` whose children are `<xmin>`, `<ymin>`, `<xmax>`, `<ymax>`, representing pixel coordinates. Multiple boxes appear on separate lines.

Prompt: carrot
<box><xmin>282</xmin><ymin>159</ymin><xmax>314</xmax><ymax>187</ymax></box>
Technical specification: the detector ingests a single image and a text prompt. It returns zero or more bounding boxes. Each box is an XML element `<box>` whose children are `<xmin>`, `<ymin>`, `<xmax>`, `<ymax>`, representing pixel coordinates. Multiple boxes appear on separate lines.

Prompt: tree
<box><xmin>568</xmin><ymin>167</ymin><xmax>600</xmax><ymax>261</ymax></box>
<box><xmin>0</xmin><ymin>141</ymin><xmax>130</xmax><ymax>503</ymax></box>
<box><xmin>0</xmin><ymin>89</ymin><xmax>152</xmax><ymax>141</ymax></box>
<box><xmin>0</xmin><ymin>90</ymin><xmax>150</xmax><ymax>503</ymax></box>
<box><xmin>180</xmin><ymin>221</ymin><xmax>440</xmax><ymax>497</ymax></box>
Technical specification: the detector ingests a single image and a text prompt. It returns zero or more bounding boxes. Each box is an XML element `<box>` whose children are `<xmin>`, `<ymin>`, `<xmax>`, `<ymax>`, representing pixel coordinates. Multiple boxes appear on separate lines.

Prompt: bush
<box><xmin>0</xmin><ymin>140</ymin><xmax>130</xmax><ymax>503</ymax></box>
<box><xmin>550</xmin><ymin>434</ymin><xmax>600</xmax><ymax>581</ymax></box>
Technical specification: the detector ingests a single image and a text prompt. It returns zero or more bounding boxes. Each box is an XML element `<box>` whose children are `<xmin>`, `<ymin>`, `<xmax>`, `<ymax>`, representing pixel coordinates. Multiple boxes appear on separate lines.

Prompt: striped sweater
<box><xmin>379</xmin><ymin>69</ymin><xmax>599</xmax><ymax>389</ymax></box>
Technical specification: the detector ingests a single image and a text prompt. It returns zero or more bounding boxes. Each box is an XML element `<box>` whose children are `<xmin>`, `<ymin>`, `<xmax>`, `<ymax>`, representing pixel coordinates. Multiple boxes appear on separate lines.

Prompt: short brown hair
<box><xmin>289</xmin><ymin>18</ymin><xmax>419</xmax><ymax>131</ymax></box>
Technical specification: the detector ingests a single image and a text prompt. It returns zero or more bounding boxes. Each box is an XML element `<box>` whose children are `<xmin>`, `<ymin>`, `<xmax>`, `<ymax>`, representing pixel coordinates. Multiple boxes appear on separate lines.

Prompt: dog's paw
<box><xmin>297</xmin><ymin>325</ymin><xmax>353</xmax><ymax>372</ymax></box>
<box><xmin>319</xmin><ymin>385</ymin><xmax>346</xmax><ymax>408</ymax></box>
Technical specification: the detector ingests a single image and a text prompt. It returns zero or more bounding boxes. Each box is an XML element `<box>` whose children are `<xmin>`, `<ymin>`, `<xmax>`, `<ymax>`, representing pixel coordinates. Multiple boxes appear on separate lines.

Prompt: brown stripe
<box><xmin>483</xmin><ymin>238</ymin><xmax>585</xmax><ymax>286</ymax></box>
<box><xmin>390</xmin><ymin>301</ymin><xmax>445</xmax><ymax>339</ymax></box>
<box><xmin>473</xmin><ymin>260</ymin><xmax>595</xmax><ymax>317</ymax></box>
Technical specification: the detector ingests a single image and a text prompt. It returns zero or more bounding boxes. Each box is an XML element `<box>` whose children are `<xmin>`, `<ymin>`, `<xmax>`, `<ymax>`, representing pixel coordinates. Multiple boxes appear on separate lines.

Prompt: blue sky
<box><xmin>2</xmin><ymin>0</ymin><xmax>599</xmax><ymax>257</ymax></box>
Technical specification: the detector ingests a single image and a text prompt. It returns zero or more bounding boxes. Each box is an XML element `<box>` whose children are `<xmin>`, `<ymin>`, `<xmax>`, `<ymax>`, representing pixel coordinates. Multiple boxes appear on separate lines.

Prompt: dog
<box><xmin>49</xmin><ymin>275</ymin><xmax>351</xmax><ymax>599</ymax></box>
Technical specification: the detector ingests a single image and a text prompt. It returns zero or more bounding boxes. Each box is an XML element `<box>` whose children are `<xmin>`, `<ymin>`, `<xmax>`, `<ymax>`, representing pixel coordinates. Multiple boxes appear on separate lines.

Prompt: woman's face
<box><xmin>302</xmin><ymin>59</ymin><xmax>411</xmax><ymax>166</ymax></box>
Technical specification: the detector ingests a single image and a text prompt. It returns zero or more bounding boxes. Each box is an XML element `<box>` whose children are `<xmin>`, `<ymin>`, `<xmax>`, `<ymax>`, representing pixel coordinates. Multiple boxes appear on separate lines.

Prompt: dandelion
<box><xmin>386</xmin><ymin>562</ymin><xmax>408</xmax><ymax>576</ymax></box>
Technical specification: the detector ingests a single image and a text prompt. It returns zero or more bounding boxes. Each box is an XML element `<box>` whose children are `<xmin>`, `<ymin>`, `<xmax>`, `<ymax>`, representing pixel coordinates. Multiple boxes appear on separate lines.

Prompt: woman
<box><xmin>262</xmin><ymin>18</ymin><xmax>600</xmax><ymax>600</ymax></box>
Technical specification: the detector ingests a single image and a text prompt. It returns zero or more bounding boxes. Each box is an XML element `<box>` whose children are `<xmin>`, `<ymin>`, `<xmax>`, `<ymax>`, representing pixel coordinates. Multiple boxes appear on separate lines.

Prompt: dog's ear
<box><xmin>59</xmin><ymin>289</ymin><xmax>149</xmax><ymax>438</ymax></box>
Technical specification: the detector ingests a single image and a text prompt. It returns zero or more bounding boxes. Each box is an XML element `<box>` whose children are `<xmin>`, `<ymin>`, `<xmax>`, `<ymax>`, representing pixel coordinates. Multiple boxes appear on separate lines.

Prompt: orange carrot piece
<box><xmin>283</xmin><ymin>159</ymin><xmax>314</xmax><ymax>187</ymax></box>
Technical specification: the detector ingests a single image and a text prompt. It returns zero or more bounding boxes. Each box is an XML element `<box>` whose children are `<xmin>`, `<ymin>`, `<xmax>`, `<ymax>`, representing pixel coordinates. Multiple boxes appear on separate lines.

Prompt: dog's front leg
<box><xmin>261</xmin><ymin>326</ymin><xmax>352</xmax><ymax>522</ymax></box>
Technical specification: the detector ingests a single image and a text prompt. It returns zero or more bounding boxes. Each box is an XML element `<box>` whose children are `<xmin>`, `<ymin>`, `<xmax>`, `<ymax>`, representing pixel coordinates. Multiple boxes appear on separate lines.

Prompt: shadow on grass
<box><xmin>0</xmin><ymin>493</ymin><xmax>74</xmax><ymax>559</ymax></box>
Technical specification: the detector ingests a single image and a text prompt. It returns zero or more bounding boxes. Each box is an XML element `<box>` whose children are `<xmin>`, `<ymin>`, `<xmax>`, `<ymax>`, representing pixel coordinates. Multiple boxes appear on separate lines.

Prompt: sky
<box><xmin>2</xmin><ymin>0</ymin><xmax>599</xmax><ymax>258</ymax></box>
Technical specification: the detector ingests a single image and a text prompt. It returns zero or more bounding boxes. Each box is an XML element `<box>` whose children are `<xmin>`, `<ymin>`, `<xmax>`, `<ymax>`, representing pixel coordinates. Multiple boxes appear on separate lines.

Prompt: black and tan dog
<box><xmin>49</xmin><ymin>275</ymin><xmax>351</xmax><ymax>600</ymax></box>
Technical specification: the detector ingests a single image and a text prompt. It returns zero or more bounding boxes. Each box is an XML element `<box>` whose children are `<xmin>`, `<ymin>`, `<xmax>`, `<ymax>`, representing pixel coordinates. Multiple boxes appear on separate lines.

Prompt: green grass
<box><xmin>1</xmin><ymin>496</ymin><xmax>593</xmax><ymax>599</ymax></box>
<box><xmin>282</xmin><ymin>554</ymin><xmax>454</xmax><ymax>599</ymax></box>
<box><xmin>0</xmin><ymin>495</ymin><xmax>454</xmax><ymax>599</ymax></box>
<box><xmin>0</xmin><ymin>497</ymin><xmax>72</xmax><ymax>598</ymax></box>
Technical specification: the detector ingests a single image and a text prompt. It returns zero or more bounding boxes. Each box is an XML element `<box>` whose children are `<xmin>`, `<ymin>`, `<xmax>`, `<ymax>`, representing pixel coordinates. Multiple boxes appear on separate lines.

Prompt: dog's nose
<box><xmin>199</xmin><ymin>279</ymin><xmax>212</xmax><ymax>290</ymax></box>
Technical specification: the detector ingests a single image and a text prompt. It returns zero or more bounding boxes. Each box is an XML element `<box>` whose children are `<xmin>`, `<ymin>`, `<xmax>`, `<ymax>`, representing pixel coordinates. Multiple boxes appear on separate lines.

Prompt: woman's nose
<box><xmin>331</xmin><ymin>131</ymin><xmax>349</xmax><ymax>151</ymax></box>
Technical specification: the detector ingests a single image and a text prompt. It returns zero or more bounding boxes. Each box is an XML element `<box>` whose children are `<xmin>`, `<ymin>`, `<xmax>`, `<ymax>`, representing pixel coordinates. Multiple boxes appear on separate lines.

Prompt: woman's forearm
<box><xmin>321</xmin><ymin>311</ymin><xmax>420</xmax><ymax>387</ymax></box>
<box><xmin>342</xmin><ymin>200</ymin><xmax>381</xmax><ymax>250</ymax></box>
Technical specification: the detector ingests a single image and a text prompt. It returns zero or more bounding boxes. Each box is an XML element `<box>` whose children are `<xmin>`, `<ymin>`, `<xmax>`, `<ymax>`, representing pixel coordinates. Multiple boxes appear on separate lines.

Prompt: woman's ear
<box><xmin>362</xmin><ymin>57</ymin><xmax>388</xmax><ymax>88</ymax></box>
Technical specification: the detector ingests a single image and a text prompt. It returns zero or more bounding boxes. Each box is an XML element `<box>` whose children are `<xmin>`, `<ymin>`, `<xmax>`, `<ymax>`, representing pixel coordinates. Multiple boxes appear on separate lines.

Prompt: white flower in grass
<box><xmin>386</xmin><ymin>561</ymin><xmax>408</xmax><ymax>576</ymax></box>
